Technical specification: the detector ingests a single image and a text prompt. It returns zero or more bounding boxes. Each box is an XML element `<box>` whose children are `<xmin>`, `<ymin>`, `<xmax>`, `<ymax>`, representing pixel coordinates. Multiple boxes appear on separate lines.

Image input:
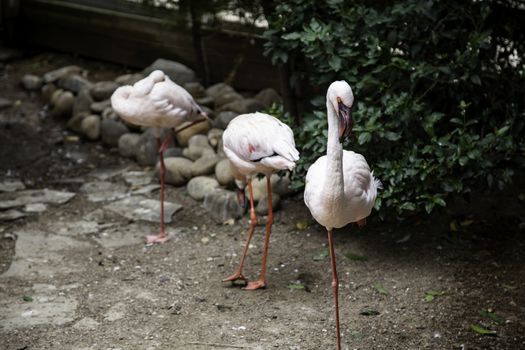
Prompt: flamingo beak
<box><xmin>337</xmin><ymin>97</ymin><xmax>353</xmax><ymax>141</ymax></box>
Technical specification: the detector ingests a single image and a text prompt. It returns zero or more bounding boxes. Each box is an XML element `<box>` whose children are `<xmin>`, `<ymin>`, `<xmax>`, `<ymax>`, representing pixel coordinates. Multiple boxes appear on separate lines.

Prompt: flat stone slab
<box><xmin>87</xmin><ymin>167</ymin><xmax>128</xmax><ymax>181</ymax></box>
<box><xmin>0</xmin><ymin>189</ymin><xmax>75</xmax><ymax>209</ymax></box>
<box><xmin>0</xmin><ymin>179</ymin><xmax>25</xmax><ymax>192</ymax></box>
<box><xmin>123</xmin><ymin>170</ymin><xmax>155</xmax><ymax>186</ymax></box>
<box><xmin>0</xmin><ymin>209</ymin><xmax>26</xmax><ymax>221</ymax></box>
<box><xmin>104</xmin><ymin>197</ymin><xmax>183</xmax><ymax>223</ymax></box>
<box><xmin>92</xmin><ymin>223</ymin><xmax>147</xmax><ymax>248</ymax></box>
<box><xmin>79</xmin><ymin>181</ymin><xmax>128</xmax><ymax>202</ymax></box>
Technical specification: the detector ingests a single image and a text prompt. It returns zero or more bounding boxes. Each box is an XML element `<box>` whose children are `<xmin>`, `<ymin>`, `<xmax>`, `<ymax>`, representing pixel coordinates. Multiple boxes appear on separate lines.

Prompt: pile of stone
<box><xmin>20</xmin><ymin>58</ymin><xmax>293</xmax><ymax>223</ymax></box>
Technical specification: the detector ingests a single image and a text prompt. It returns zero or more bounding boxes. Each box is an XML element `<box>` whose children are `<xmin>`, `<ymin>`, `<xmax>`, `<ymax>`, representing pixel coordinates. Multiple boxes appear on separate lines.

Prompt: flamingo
<box><xmin>111</xmin><ymin>70</ymin><xmax>208</xmax><ymax>244</ymax></box>
<box><xmin>222</xmin><ymin>112</ymin><xmax>299</xmax><ymax>290</ymax></box>
<box><xmin>304</xmin><ymin>81</ymin><xmax>380</xmax><ymax>349</ymax></box>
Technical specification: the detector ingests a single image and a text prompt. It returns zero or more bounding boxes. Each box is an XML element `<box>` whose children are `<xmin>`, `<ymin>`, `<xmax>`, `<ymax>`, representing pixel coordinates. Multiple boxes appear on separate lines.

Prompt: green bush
<box><xmin>264</xmin><ymin>0</ymin><xmax>525</xmax><ymax>217</ymax></box>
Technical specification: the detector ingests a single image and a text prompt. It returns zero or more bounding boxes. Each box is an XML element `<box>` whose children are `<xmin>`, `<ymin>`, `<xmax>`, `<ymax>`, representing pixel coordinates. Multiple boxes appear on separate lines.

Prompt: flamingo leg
<box><xmin>244</xmin><ymin>176</ymin><xmax>273</xmax><ymax>290</ymax></box>
<box><xmin>328</xmin><ymin>229</ymin><xmax>342</xmax><ymax>350</ymax></box>
<box><xmin>146</xmin><ymin>134</ymin><xmax>173</xmax><ymax>244</ymax></box>
<box><xmin>223</xmin><ymin>179</ymin><xmax>257</xmax><ymax>284</ymax></box>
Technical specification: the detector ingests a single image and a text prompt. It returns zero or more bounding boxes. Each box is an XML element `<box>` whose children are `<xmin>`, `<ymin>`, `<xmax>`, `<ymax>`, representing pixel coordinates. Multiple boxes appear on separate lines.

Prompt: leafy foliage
<box><xmin>264</xmin><ymin>0</ymin><xmax>525</xmax><ymax>217</ymax></box>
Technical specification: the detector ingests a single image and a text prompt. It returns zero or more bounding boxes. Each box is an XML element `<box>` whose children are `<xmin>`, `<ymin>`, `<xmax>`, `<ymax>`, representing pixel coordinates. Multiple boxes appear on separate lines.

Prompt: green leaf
<box><xmin>328</xmin><ymin>56</ymin><xmax>342</xmax><ymax>72</ymax></box>
<box><xmin>424</xmin><ymin>290</ymin><xmax>444</xmax><ymax>302</ymax></box>
<box><xmin>282</xmin><ymin>32</ymin><xmax>302</xmax><ymax>40</ymax></box>
<box><xmin>345</xmin><ymin>252</ymin><xmax>368</xmax><ymax>261</ymax></box>
<box><xmin>358</xmin><ymin>132</ymin><xmax>372</xmax><ymax>145</ymax></box>
<box><xmin>373</xmin><ymin>283</ymin><xmax>389</xmax><ymax>295</ymax></box>
<box><xmin>384</xmin><ymin>131</ymin><xmax>401</xmax><ymax>141</ymax></box>
<box><xmin>479</xmin><ymin>310</ymin><xmax>504</xmax><ymax>325</ymax></box>
<box><xmin>470</xmin><ymin>324</ymin><xmax>497</xmax><ymax>336</ymax></box>
<box><xmin>287</xmin><ymin>283</ymin><xmax>306</xmax><ymax>290</ymax></box>
<box><xmin>22</xmin><ymin>295</ymin><xmax>33</xmax><ymax>302</ymax></box>
<box><xmin>313</xmin><ymin>249</ymin><xmax>329</xmax><ymax>261</ymax></box>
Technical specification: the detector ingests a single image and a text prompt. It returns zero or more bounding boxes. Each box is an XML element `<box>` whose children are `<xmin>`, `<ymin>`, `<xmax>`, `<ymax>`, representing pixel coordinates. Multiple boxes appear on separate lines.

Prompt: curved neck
<box><xmin>324</xmin><ymin>100</ymin><xmax>344</xmax><ymax>194</ymax></box>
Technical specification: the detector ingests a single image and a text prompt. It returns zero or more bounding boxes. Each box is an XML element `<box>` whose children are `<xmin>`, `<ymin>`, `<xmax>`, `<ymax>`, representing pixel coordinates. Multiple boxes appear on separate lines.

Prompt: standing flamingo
<box><xmin>304</xmin><ymin>81</ymin><xmax>380</xmax><ymax>349</ymax></box>
<box><xmin>222</xmin><ymin>112</ymin><xmax>299</xmax><ymax>290</ymax></box>
<box><xmin>111</xmin><ymin>70</ymin><xmax>208</xmax><ymax>244</ymax></box>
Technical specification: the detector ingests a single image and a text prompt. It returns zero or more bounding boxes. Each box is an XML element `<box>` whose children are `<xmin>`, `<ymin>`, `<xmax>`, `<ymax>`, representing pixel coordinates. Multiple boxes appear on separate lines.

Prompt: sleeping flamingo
<box><xmin>304</xmin><ymin>81</ymin><xmax>380</xmax><ymax>349</ymax></box>
<box><xmin>222</xmin><ymin>112</ymin><xmax>299</xmax><ymax>290</ymax></box>
<box><xmin>111</xmin><ymin>70</ymin><xmax>208</xmax><ymax>244</ymax></box>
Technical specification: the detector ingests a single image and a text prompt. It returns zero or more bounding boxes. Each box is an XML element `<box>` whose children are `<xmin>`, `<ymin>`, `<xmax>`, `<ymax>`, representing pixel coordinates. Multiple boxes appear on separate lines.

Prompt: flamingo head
<box><xmin>327</xmin><ymin>80</ymin><xmax>354</xmax><ymax>141</ymax></box>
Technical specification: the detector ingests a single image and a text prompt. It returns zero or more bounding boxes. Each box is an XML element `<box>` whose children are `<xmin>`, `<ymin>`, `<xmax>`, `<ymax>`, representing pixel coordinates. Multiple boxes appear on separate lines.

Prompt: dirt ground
<box><xmin>1</xmin><ymin>50</ymin><xmax>524</xmax><ymax>350</ymax></box>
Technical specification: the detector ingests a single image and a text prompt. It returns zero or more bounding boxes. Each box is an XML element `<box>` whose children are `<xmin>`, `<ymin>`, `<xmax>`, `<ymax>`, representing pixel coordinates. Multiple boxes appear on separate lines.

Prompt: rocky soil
<box><xmin>1</xmin><ymin>49</ymin><xmax>524</xmax><ymax>350</ymax></box>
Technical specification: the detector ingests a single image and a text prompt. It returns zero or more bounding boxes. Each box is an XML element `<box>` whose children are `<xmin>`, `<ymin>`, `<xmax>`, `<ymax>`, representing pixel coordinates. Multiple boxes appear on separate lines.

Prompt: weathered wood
<box><xmin>15</xmin><ymin>0</ymin><xmax>280</xmax><ymax>91</ymax></box>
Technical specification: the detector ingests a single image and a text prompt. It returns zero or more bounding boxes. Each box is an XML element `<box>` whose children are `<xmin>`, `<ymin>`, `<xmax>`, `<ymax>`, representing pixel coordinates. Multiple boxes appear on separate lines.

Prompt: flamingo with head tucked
<box><xmin>111</xmin><ymin>70</ymin><xmax>208</xmax><ymax>244</ymax></box>
<box><xmin>304</xmin><ymin>81</ymin><xmax>381</xmax><ymax>349</ymax></box>
<box><xmin>222</xmin><ymin>112</ymin><xmax>299</xmax><ymax>290</ymax></box>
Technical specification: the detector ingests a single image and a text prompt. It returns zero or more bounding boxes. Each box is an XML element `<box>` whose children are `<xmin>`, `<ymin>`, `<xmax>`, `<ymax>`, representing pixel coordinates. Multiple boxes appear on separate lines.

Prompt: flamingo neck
<box><xmin>324</xmin><ymin>100</ymin><xmax>344</xmax><ymax>195</ymax></box>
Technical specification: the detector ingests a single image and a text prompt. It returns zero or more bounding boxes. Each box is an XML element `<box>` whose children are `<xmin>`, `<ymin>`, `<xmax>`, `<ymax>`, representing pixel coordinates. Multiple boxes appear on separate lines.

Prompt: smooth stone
<box><xmin>0</xmin><ymin>189</ymin><xmax>76</xmax><ymax>209</ymax></box>
<box><xmin>214</xmin><ymin>91</ymin><xmax>243</xmax><ymax>108</ymax></box>
<box><xmin>80</xmin><ymin>115</ymin><xmax>101</xmax><ymax>140</ymax></box>
<box><xmin>183</xmin><ymin>82</ymin><xmax>205</xmax><ymax>98</ymax></box>
<box><xmin>217</xmin><ymin>138</ymin><xmax>226</xmax><ymax>158</ymax></box>
<box><xmin>175</xmin><ymin>120</ymin><xmax>212</xmax><ymax>147</ymax></box>
<box><xmin>21</xmin><ymin>74</ymin><xmax>43</xmax><ymax>91</ymax></box>
<box><xmin>218</xmin><ymin>98</ymin><xmax>265</xmax><ymax>114</ymax></box>
<box><xmin>183</xmin><ymin>146</ymin><xmax>215</xmax><ymax>161</ymax></box>
<box><xmin>164</xmin><ymin>147</ymin><xmax>183</xmax><ymax>158</ymax></box>
<box><xmin>41</xmin><ymin>83</ymin><xmax>57</xmax><ymax>103</ymax></box>
<box><xmin>90</xmin><ymin>99</ymin><xmax>111</xmax><ymax>113</ymax></box>
<box><xmin>215</xmin><ymin>158</ymin><xmax>234</xmax><ymax>186</ymax></box>
<box><xmin>105</xmin><ymin>197</ymin><xmax>182</xmax><ymax>223</ymax></box>
<box><xmin>187</xmin><ymin>176</ymin><xmax>219</xmax><ymax>201</ymax></box>
<box><xmin>101</xmin><ymin>119</ymin><xmax>129</xmax><ymax>147</ymax></box>
<box><xmin>0</xmin><ymin>179</ymin><xmax>25</xmax><ymax>192</ymax></box>
<box><xmin>214</xmin><ymin>111</ymin><xmax>238</xmax><ymax>130</ymax></box>
<box><xmin>255</xmin><ymin>88</ymin><xmax>282</xmax><ymax>108</ymax></box>
<box><xmin>118</xmin><ymin>133</ymin><xmax>141</xmax><ymax>158</ymax></box>
<box><xmin>122</xmin><ymin>170</ymin><xmax>154</xmax><ymax>186</ymax></box>
<box><xmin>143</xmin><ymin>59</ymin><xmax>196</xmax><ymax>85</ymax></box>
<box><xmin>191</xmin><ymin>155</ymin><xmax>220</xmax><ymax>177</ymax></box>
<box><xmin>43</xmin><ymin>65</ymin><xmax>82</xmax><ymax>83</ymax></box>
<box><xmin>195</xmin><ymin>96</ymin><xmax>214</xmax><ymax>108</ymax></box>
<box><xmin>207</xmin><ymin>128</ymin><xmax>223</xmax><ymax>148</ymax></box>
<box><xmin>50</xmin><ymin>90</ymin><xmax>74</xmax><ymax>118</ymax></box>
<box><xmin>67</xmin><ymin>111</ymin><xmax>89</xmax><ymax>133</ymax></box>
<box><xmin>251</xmin><ymin>173</ymin><xmax>292</xmax><ymax>202</ymax></box>
<box><xmin>90</xmin><ymin>81</ymin><xmax>119</xmax><ymax>101</ymax></box>
<box><xmin>135</xmin><ymin>130</ymin><xmax>159</xmax><ymax>166</ymax></box>
<box><xmin>72</xmin><ymin>88</ymin><xmax>93</xmax><ymax>116</ymax></box>
<box><xmin>256</xmin><ymin>193</ymin><xmax>281</xmax><ymax>215</ymax></box>
<box><xmin>205</xmin><ymin>83</ymin><xmax>235</xmax><ymax>99</ymax></box>
<box><xmin>188</xmin><ymin>134</ymin><xmax>211</xmax><ymax>148</ymax></box>
<box><xmin>115</xmin><ymin>73</ymin><xmax>144</xmax><ymax>86</ymax></box>
<box><xmin>24</xmin><ymin>203</ymin><xmax>48</xmax><ymax>213</ymax></box>
<box><xmin>58</xmin><ymin>74</ymin><xmax>92</xmax><ymax>94</ymax></box>
<box><xmin>162</xmin><ymin>157</ymin><xmax>194</xmax><ymax>186</ymax></box>
<box><xmin>102</xmin><ymin>107</ymin><xmax>118</xmax><ymax>120</ymax></box>
<box><xmin>203</xmin><ymin>189</ymin><xmax>245</xmax><ymax>223</ymax></box>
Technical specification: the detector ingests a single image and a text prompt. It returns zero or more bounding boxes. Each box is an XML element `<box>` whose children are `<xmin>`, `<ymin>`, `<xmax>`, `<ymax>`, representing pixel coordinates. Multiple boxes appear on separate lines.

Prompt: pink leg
<box><xmin>146</xmin><ymin>135</ymin><xmax>172</xmax><ymax>244</ymax></box>
<box><xmin>328</xmin><ymin>229</ymin><xmax>342</xmax><ymax>350</ymax></box>
<box><xmin>244</xmin><ymin>176</ymin><xmax>273</xmax><ymax>290</ymax></box>
<box><xmin>224</xmin><ymin>179</ymin><xmax>257</xmax><ymax>284</ymax></box>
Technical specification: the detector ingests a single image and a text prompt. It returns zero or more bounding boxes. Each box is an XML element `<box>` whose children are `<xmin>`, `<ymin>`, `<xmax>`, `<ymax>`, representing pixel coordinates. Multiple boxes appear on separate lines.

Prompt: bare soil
<box><xmin>1</xmin><ymin>50</ymin><xmax>524</xmax><ymax>350</ymax></box>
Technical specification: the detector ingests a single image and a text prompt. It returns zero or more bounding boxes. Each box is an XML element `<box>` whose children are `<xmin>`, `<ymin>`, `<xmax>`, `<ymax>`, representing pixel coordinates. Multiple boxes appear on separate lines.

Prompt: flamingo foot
<box><xmin>243</xmin><ymin>279</ymin><xmax>266</xmax><ymax>290</ymax></box>
<box><xmin>223</xmin><ymin>271</ymin><xmax>248</xmax><ymax>285</ymax></box>
<box><xmin>145</xmin><ymin>234</ymin><xmax>170</xmax><ymax>244</ymax></box>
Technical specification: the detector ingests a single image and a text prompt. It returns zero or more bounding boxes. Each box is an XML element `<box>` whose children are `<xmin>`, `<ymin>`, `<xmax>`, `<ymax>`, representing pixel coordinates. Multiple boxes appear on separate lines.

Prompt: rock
<box><xmin>183</xmin><ymin>82</ymin><xmax>205</xmax><ymax>98</ymax></box>
<box><xmin>0</xmin><ymin>209</ymin><xmax>26</xmax><ymax>221</ymax></box>
<box><xmin>21</xmin><ymin>74</ymin><xmax>43</xmax><ymax>91</ymax></box>
<box><xmin>43</xmin><ymin>65</ymin><xmax>82</xmax><ymax>83</ymax></box>
<box><xmin>214</xmin><ymin>111</ymin><xmax>238</xmax><ymax>130</ymax></box>
<box><xmin>256</xmin><ymin>193</ymin><xmax>281</xmax><ymax>215</ymax></box>
<box><xmin>207</xmin><ymin>128</ymin><xmax>224</xmax><ymax>148</ymax></box>
<box><xmin>58</xmin><ymin>74</ymin><xmax>92</xmax><ymax>94</ymax></box>
<box><xmin>218</xmin><ymin>98</ymin><xmax>265</xmax><ymax>114</ymax></box>
<box><xmin>0</xmin><ymin>179</ymin><xmax>25</xmax><ymax>192</ymax></box>
<box><xmin>0</xmin><ymin>189</ymin><xmax>76</xmax><ymax>209</ymax></box>
<box><xmin>205</xmin><ymin>83</ymin><xmax>235</xmax><ymax>99</ymax></box>
<box><xmin>0</xmin><ymin>97</ymin><xmax>13</xmax><ymax>110</ymax></box>
<box><xmin>215</xmin><ymin>159</ymin><xmax>234</xmax><ymax>186</ymax></box>
<box><xmin>50</xmin><ymin>90</ymin><xmax>74</xmax><ymax>118</ymax></box>
<box><xmin>162</xmin><ymin>157</ymin><xmax>194</xmax><ymax>186</ymax></box>
<box><xmin>41</xmin><ymin>83</ymin><xmax>57</xmax><ymax>103</ymax></box>
<box><xmin>183</xmin><ymin>135</ymin><xmax>214</xmax><ymax>160</ymax></box>
<box><xmin>102</xmin><ymin>107</ymin><xmax>118</xmax><ymax>120</ymax></box>
<box><xmin>80</xmin><ymin>115</ymin><xmax>101</xmax><ymax>140</ymax></box>
<box><xmin>67</xmin><ymin>111</ymin><xmax>89</xmax><ymax>133</ymax></box>
<box><xmin>80</xmin><ymin>181</ymin><xmax>128</xmax><ymax>202</ymax></box>
<box><xmin>215</xmin><ymin>91</ymin><xmax>243</xmax><ymax>108</ymax></box>
<box><xmin>187</xmin><ymin>176</ymin><xmax>219</xmax><ymax>201</ymax></box>
<box><xmin>115</xmin><ymin>73</ymin><xmax>144</xmax><ymax>86</ymax></box>
<box><xmin>105</xmin><ymin>197</ymin><xmax>182</xmax><ymax>223</ymax></box>
<box><xmin>90</xmin><ymin>81</ymin><xmax>119</xmax><ymax>101</ymax></box>
<box><xmin>143</xmin><ymin>59</ymin><xmax>196</xmax><ymax>85</ymax></box>
<box><xmin>196</xmin><ymin>96</ymin><xmax>214</xmax><ymax>108</ymax></box>
<box><xmin>135</xmin><ymin>129</ymin><xmax>173</xmax><ymax>166</ymax></box>
<box><xmin>251</xmin><ymin>173</ymin><xmax>292</xmax><ymax>202</ymax></box>
<box><xmin>175</xmin><ymin>120</ymin><xmax>212</xmax><ymax>147</ymax></box>
<box><xmin>118</xmin><ymin>133</ymin><xmax>141</xmax><ymax>158</ymax></box>
<box><xmin>203</xmin><ymin>189</ymin><xmax>245</xmax><ymax>223</ymax></box>
<box><xmin>164</xmin><ymin>147</ymin><xmax>183</xmax><ymax>158</ymax></box>
<box><xmin>217</xmin><ymin>138</ymin><xmax>226</xmax><ymax>158</ymax></box>
<box><xmin>72</xmin><ymin>88</ymin><xmax>93</xmax><ymax>116</ymax></box>
<box><xmin>188</xmin><ymin>134</ymin><xmax>211</xmax><ymax>148</ymax></box>
<box><xmin>90</xmin><ymin>100</ymin><xmax>111</xmax><ymax>114</ymax></box>
<box><xmin>255</xmin><ymin>88</ymin><xmax>282</xmax><ymax>108</ymax></box>
<box><xmin>191</xmin><ymin>155</ymin><xmax>220</xmax><ymax>177</ymax></box>
<box><xmin>101</xmin><ymin>119</ymin><xmax>129</xmax><ymax>147</ymax></box>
